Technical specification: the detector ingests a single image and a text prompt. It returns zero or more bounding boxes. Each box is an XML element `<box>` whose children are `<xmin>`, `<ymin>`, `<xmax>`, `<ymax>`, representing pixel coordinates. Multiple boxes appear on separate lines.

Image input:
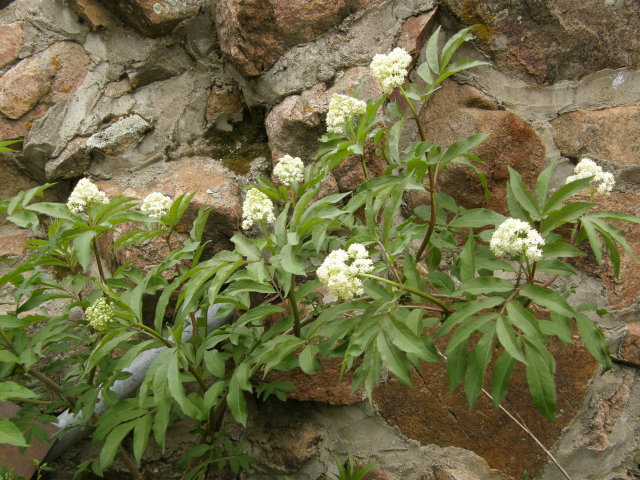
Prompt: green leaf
<box><xmin>534</xmin><ymin>160</ymin><xmax>555</xmax><ymax>205</ymax></box>
<box><xmin>535</xmin><ymin>259</ymin><xmax>577</xmax><ymax>276</ymax></box>
<box><xmin>388</xmin><ymin>118</ymin><xmax>405</xmax><ymax>163</ymax></box>
<box><xmin>133</xmin><ymin>413</ymin><xmax>153</xmax><ymax>463</ymax></box>
<box><xmin>440</xmin><ymin>134</ymin><xmax>491</xmax><ymax>167</ymax></box>
<box><xmin>377</xmin><ymin>332</ymin><xmax>411</xmax><ymax>385</ymax></box>
<box><xmin>0</xmin><ymin>417</ymin><xmax>28</xmax><ymax>447</ymax></box>
<box><xmin>543</xmin><ymin>177</ymin><xmax>593</xmax><ymax>214</ymax></box>
<box><xmin>227</xmin><ymin>364</ymin><xmax>250</xmax><ymax>426</ymax></box>
<box><xmin>491</xmin><ymin>350</ymin><xmax>517</xmax><ymax>407</ymax></box>
<box><xmin>440</xmin><ymin>26</ymin><xmax>475</xmax><ymax>68</ymax></box>
<box><xmin>438</xmin><ymin>297</ymin><xmax>503</xmax><ymax>337</ymax></box>
<box><xmin>580</xmin><ymin>217</ymin><xmax>602</xmax><ymax>263</ymax></box>
<box><xmin>450</xmin><ymin>208</ymin><xmax>505</xmax><ymax>228</ymax></box>
<box><xmin>417</xmin><ymin>61</ymin><xmax>434</xmax><ymax>86</ymax></box>
<box><xmin>231</xmin><ymin>234</ymin><xmax>261</xmax><ymax>261</ymax></box>
<box><xmin>446</xmin><ymin>341</ymin><xmax>467</xmax><ymax>394</ymax></box>
<box><xmin>496</xmin><ymin>315</ymin><xmax>526</xmax><ymax>363</ymax></box>
<box><xmin>588</xmin><ymin>211</ymin><xmax>640</xmax><ymax>223</ymax></box>
<box><xmin>454</xmin><ymin>277</ymin><xmax>514</xmax><ymax>296</ymax></box>
<box><xmin>26</xmin><ymin>202</ymin><xmax>74</xmax><ymax>220</ymax></box>
<box><xmin>464</xmin><ymin>324</ymin><xmax>495</xmax><ymax>407</ymax></box>
<box><xmin>0</xmin><ymin>351</ymin><xmax>18</xmax><ymax>363</ymax></box>
<box><xmin>299</xmin><ymin>343</ymin><xmax>319</xmax><ymax>375</ymax></box>
<box><xmin>575</xmin><ymin>314</ymin><xmax>611</xmax><ymax>369</ymax></box>
<box><xmin>0</xmin><ymin>381</ymin><xmax>38</xmax><ymax>401</ymax></box>
<box><xmin>458</xmin><ymin>233</ymin><xmax>475</xmax><ymax>282</ymax></box>
<box><xmin>281</xmin><ymin>243</ymin><xmax>306</xmax><ymax>276</ymax></box>
<box><xmin>223</xmin><ymin>279</ymin><xmax>275</xmax><ymax>296</ymax></box>
<box><xmin>389</xmin><ymin>314</ymin><xmax>437</xmax><ymax>361</ymax></box>
<box><xmin>519</xmin><ymin>284</ymin><xmax>575</xmax><ymax>318</ymax></box>
<box><xmin>425</xmin><ymin>26</ymin><xmax>441</xmax><ymax>75</ymax></box>
<box><xmin>541</xmin><ymin>242</ymin><xmax>586</xmax><ymax>259</ymax></box>
<box><xmin>505</xmin><ymin>301</ymin><xmax>544</xmax><ymax>341</ymax></box>
<box><xmin>7</xmin><ymin>210</ymin><xmax>39</xmax><ymax>228</ymax></box>
<box><xmin>507</xmin><ymin>167</ymin><xmax>540</xmax><ymax>220</ymax></box>
<box><xmin>73</xmin><ymin>229</ymin><xmax>97</xmax><ymax>271</ymax></box>
<box><xmin>437</xmin><ymin>59</ymin><xmax>490</xmax><ymax>83</ymax></box>
<box><xmin>540</xmin><ymin>202</ymin><xmax>595</xmax><ymax>235</ymax></box>
<box><xmin>98</xmin><ymin>421</ymin><xmax>137</xmax><ymax>473</ymax></box>
<box><xmin>524</xmin><ymin>338</ymin><xmax>556</xmax><ymax>419</ymax></box>
<box><xmin>445</xmin><ymin>314</ymin><xmax>495</xmax><ymax>358</ymax></box>
<box><xmin>167</xmin><ymin>352</ymin><xmax>202</xmax><ymax>419</ymax></box>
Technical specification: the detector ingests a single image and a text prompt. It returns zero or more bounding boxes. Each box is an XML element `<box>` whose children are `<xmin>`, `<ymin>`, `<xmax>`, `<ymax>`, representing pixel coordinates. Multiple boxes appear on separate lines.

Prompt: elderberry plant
<box><xmin>0</xmin><ymin>27</ymin><xmax>638</xmax><ymax>479</ymax></box>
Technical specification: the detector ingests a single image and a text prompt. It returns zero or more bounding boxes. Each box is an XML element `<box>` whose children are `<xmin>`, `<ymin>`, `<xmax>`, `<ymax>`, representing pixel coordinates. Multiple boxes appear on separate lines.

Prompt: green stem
<box><xmin>92</xmin><ymin>238</ymin><xmax>106</xmax><ymax>283</ymax></box>
<box><xmin>359</xmin><ymin>273</ymin><xmax>450</xmax><ymax>313</ymax></box>
<box><xmin>259</xmin><ymin>220</ymin><xmax>275</xmax><ymax>251</ymax></box>
<box><xmin>399</xmin><ymin>87</ymin><xmax>437</xmax><ymax>262</ymax></box>
<box><xmin>288</xmin><ymin>284</ymin><xmax>302</xmax><ymax>337</ymax></box>
<box><xmin>360</xmin><ymin>155</ymin><xmax>370</xmax><ymax>180</ymax></box>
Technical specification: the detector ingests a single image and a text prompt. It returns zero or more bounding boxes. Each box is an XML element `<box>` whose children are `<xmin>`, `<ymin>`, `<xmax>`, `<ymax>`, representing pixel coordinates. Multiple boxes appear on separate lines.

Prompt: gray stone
<box><xmin>45</xmin><ymin>137</ymin><xmax>89</xmax><ymax>180</ymax></box>
<box><xmin>107</xmin><ymin>0</ymin><xmax>203</xmax><ymax>38</ymax></box>
<box><xmin>85</xmin><ymin>114</ymin><xmax>151</xmax><ymax>153</ymax></box>
<box><xmin>236</xmin><ymin>0</ymin><xmax>437</xmax><ymax>106</ymax></box>
<box><xmin>128</xmin><ymin>44</ymin><xmax>192</xmax><ymax>89</ymax></box>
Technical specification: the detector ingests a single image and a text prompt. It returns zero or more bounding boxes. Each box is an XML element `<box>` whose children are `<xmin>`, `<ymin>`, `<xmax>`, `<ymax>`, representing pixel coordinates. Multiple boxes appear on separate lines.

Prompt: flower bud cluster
<box><xmin>241</xmin><ymin>188</ymin><xmax>276</xmax><ymax>230</ymax></box>
<box><xmin>86</xmin><ymin>297</ymin><xmax>115</xmax><ymax>331</ymax></box>
<box><xmin>66</xmin><ymin>178</ymin><xmax>109</xmax><ymax>214</ymax></box>
<box><xmin>565</xmin><ymin>158</ymin><xmax>615</xmax><ymax>195</ymax></box>
<box><xmin>369</xmin><ymin>47</ymin><xmax>412</xmax><ymax>94</ymax></box>
<box><xmin>273</xmin><ymin>155</ymin><xmax>304</xmax><ymax>186</ymax></box>
<box><xmin>317</xmin><ymin>243</ymin><xmax>374</xmax><ymax>300</ymax></box>
<box><xmin>140</xmin><ymin>192</ymin><xmax>172</xmax><ymax>219</ymax></box>
<box><xmin>490</xmin><ymin>218</ymin><xmax>545</xmax><ymax>262</ymax></box>
<box><xmin>325</xmin><ymin>94</ymin><xmax>367</xmax><ymax>134</ymax></box>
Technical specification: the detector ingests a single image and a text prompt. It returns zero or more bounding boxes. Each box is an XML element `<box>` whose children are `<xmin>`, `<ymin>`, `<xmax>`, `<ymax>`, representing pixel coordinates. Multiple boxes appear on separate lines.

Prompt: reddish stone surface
<box><xmin>0</xmin><ymin>155</ymin><xmax>38</xmax><ymax>201</ymax></box>
<box><xmin>0</xmin><ymin>22</ymin><xmax>23</xmax><ymax>69</ymax></box>
<box><xmin>0</xmin><ymin>402</ymin><xmax>58</xmax><ymax>479</ymax></box>
<box><xmin>588</xmin><ymin>191</ymin><xmax>640</xmax><ymax>310</ymax></box>
<box><xmin>551</xmin><ymin>106</ymin><xmax>640</xmax><ymax>167</ymax></box>
<box><xmin>332</xmin><ymin>144</ymin><xmax>387</xmax><ymax>193</ymax></box>
<box><xmin>441</xmin><ymin>0</ymin><xmax>640</xmax><ymax>83</ymax></box>
<box><xmin>97</xmin><ymin>156</ymin><xmax>241</xmax><ymax>265</ymax></box>
<box><xmin>396</xmin><ymin>10</ymin><xmax>437</xmax><ymax>57</ymax></box>
<box><xmin>215</xmin><ymin>0</ymin><xmax>383</xmax><ymax>76</ymax></box>
<box><xmin>0</xmin><ymin>225</ymin><xmax>30</xmax><ymax>257</ymax></box>
<box><xmin>68</xmin><ymin>0</ymin><xmax>116</xmax><ymax>31</ymax></box>
<box><xmin>107</xmin><ymin>0</ymin><xmax>199</xmax><ymax>37</ymax></box>
<box><xmin>0</xmin><ymin>41</ymin><xmax>90</xmax><ymax>138</ymax></box>
<box><xmin>266</xmin><ymin>66</ymin><xmax>380</xmax><ymax>165</ymax></box>
<box><xmin>372</xmin><ymin>338</ymin><xmax>598</xmax><ymax>478</ymax></box>
<box><xmin>265</xmin><ymin>357</ymin><xmax>366</xmax><ymax>405</ymax></box>
<box><xmin>619</xmin><ymin>323</ymin><xmax>640</xmax><ymax>366</ymax></box>
<box><xmin>416</xmin><ymin>80</ymin><xmax>545</xmax><ymax>214</ymax></box>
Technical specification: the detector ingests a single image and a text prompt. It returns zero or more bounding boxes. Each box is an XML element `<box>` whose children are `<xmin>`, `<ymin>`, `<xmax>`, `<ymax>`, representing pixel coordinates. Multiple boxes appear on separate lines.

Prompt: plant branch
<box><xmin>359</xmin><ymin>273</ymin><xmax>450</xmax><ymax>313</ymax></box>
<box><xmin>288</xmin><ymin>283</ymin><xmax>302</xmax><ymax>337</ymax></box>
<box><xmin>92</xmin><ymin>238</ymin><xmax>106</xmax><ymax>283</ymax></box>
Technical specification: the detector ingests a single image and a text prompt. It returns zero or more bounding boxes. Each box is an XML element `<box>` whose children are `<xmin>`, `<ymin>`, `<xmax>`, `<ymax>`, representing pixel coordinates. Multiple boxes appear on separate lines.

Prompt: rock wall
<box><xmin>1</xmin><ymin>0</ymin><xmax>640</xmax><ymax>479</ymax></box>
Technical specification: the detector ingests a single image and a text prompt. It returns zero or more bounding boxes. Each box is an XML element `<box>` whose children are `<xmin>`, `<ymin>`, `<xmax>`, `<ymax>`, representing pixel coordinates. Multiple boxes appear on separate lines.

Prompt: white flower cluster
<box><xmin>86</xmin><ymin>297</ymin><xmax>114</xmax><ymax>331</ymax></box>
<box><xmin>490</xmin><ymin>218</ymin><xmax>545</xmax><ymax>262</ymax></box>
<box><xmin>369</xmin><ymin>47</ymin><xmax>412</xmax><ymax>94</ymax></box>
<box><xmin>66</xmin><ymin>178</ymin><xmax>108</xmax><ymax>214</ymax></box>
<box><xmin>242</xmin><ymin>188</ymin><xmax>275</xmax><ymax>230</ymax></box>
<box><xmin>317</xmin><ymin>243</ymin><xmax>374</xmax><ymax>300</ymax></box>
<box><xmin>273</xmin><ymin>155</ymin><xmax>304</xmax><ymax>186</ymax></box>
<box><xmin>140</xmin><ymin>192</ymin><xmax>172</xmax><ymax>219</ymax></box>
<box><xmin>325</xmin><ymin>94</ymin><xmax>367</xmax><ymax>134</ymax></box>
<box><xmin>565</xmin><ymin>158</ymin><xmax>615</xmax><ymax>195</ymax></box>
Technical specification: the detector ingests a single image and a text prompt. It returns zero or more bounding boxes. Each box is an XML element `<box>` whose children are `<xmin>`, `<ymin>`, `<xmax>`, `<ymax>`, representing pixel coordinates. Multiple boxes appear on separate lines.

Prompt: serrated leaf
<box><xmin>231</xmin><ymin>234</ymin><xmax>261</xmax><ymax>261</ymax></box>
<box><xmin>438</xmin><ymin>297</ymin><xmax>503</xmax><ymax>337</ymax></box>
<box><xmin>543</xmin><ymin>177</ymin><xmax>593</xmax><ymax>214</ymax></box>
<box><xmin>458</xmin><ymin>233</ymin><xmax>475</xmax><ymax>282</ymax></box>
<box><xmin>133</xmin><ymin>414</ymin><xmax>152</xmax><ymax>463</ymax></box>
<box><xmin>377</xmin><ymin>332</ymin><xmax>411</xmax><ymax>386</ymax></box>
<box><xmin>281</xmin><ymin>243</ymin><xmax>306</xmax><ymax>276</ymax></box>
<box><xmin>0</xmin><ymin>417</ymin><xmax>28</xmax><ymax>447</ymax></box>
<box><xmin>450</xmin><ymin>209</ymin><xmax>505</xmax><ymax>228</ymax></box>
<box><xmin>540</xmin><ymin>202</ymin><xmax>595</xmax><ymax>235</ymax></box>
<box><xmin>0</xmin><ymin>381</ymin><xmax>38</xmax><ymax>402</ymax></box>
<box><xmin>507</xmin><ymin>167</ymin><xmax>540</xmax><ymax>220</ymax></box>
<box><xmin>496</xmin><ymin>315</ymin><xmax>526</xmax><ymax>363</ymax></box>
<box><xmin>425</xmin><ymin>26</ymin><xmax>441</xmax><ymax>75</ymax></box>
<box><xmin>524</xmin><ymin>338</ymin><xmax>556</xmax><ymax>419</ymax></box>
<box><xmin>519</xmin><ymin>284</ymin><xmax>575</xmax><ymax>319</ymax></box>
<box><xmin>464</xmin><ymin>324</ymin><xmax>495</xmax><ymax>408</ymax></box>
<box><xmin>299</xmin><ymin>343</ymin><xmax>318</xmax><ymax>375</ymax></box>
<box><xmin>454</xmin><ymin>276</ymin><xmax>514</xmax><ymax>296</ymax></box>
<box><xmin>575</xmin><ymin>314</ymin><xmax>611</xmax><ymax>369</ymax></box>
<box><xmin>491</xmin><ymin>350</ymin><xmax>516</xmax><ymax>407</ymax></box>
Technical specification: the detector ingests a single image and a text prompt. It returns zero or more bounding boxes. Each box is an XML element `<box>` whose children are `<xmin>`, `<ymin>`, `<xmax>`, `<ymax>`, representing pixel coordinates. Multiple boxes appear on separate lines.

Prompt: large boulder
<box><xmin>373</xmin><ymin>340</ymin><xmax>599</xmax><ymax>478</ymax></box>
<box><xmin>106</xmin><ymin>0</ymin><xmax>202</xmax><ymax>37</ymax></box>
<box><xmin>551</xmin><ymin>106</ymin><xmax>640</xmax><ymax>168</ymax></box>
<box><xmin>415</xmin><ymin>80</ymin><xmax>545</xmax><ymax>214</ymax></box>
<box><xmin>96</xmin><ymin>156</ymin><xmax>242</xmax><ymax>268</ymax></box>
<box><xmin>440</xmin><ymin>0</ymin><xmax>640</xmax><ymax>84</ymax></box>
<box><xmin>214</xmin><ymin>0</ymin><xmax>386</xmax><ymax>77</ymax></box>
<box><xmin>0</xmin><ymin>22</ymin><xmax>23</xmax><ymax>69</ymax></box>
<box><xmin>0</xmin><ymin>41</ymin><xmax>91</xmax><ymax>141</ymax></box>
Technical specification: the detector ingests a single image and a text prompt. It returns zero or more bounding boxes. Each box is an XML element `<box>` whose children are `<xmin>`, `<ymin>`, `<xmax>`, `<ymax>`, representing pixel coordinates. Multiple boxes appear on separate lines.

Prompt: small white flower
<box><xmin>86</xmin><ymin>297</ymin><xmax>114</xmax><ymax>331</ymax></box>
<box><xmin>490</xmin><ymin>218</ymin><xmax>545</xmax><ymax>262</ymax></box>
<box><xmin>273</xmin><ymin>155</ymin><xmax>304</xmax><ymax>186</ymax></box>
<box><xmin>317</xmin><ymin>243</ymin><xmax>374</xmax><ymax>300</ymax></box>
<box><xmin>241</xmin><ymin>188</ymin><xmax>276</xmax><ymax>230</ymax></box>
<box><xmin>140</xmin><ymin>192</ymin><xmax>172</xmax><ymax>219</ymax></box>
<box><xmin>326</xmin><ymin>94</ymin><xmax>367</xmax><ymax>134</ymax></box>
<box><xmin>565</xmin><ymin>158</ymin><xmax>615</xmax><ymax>195</ymax></box>
<box><xmin>370</xmin><ymin>47</ymin><xmax>412</xmax><ymax>94</ymax></box>
<box><xmin>66</xmin><ymin>178</ymin><xmax>109</xmax><ymax>214</ymax></box>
